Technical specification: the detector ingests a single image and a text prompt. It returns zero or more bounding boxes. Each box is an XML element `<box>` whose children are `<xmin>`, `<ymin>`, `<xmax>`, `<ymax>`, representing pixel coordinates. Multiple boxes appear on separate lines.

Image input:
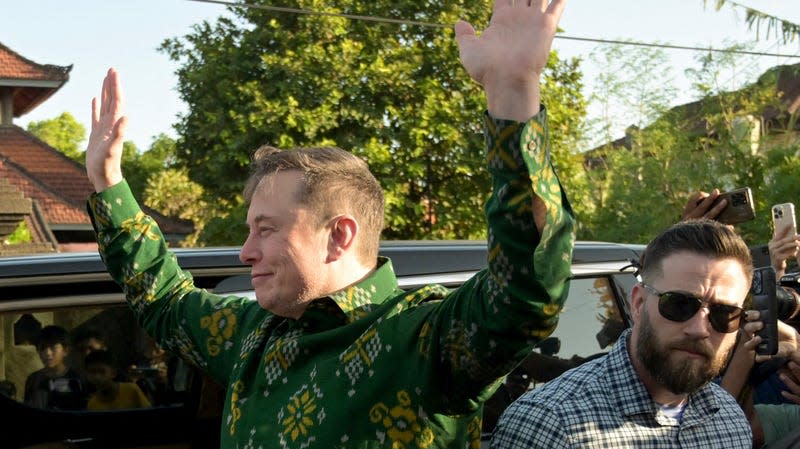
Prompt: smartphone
<box><xmin>711</xmin><ymin>187</ymin><xmax>755</xmax><ymax>225</ymax></box>
<box><xmin>772</xmin><ymin>203</ymin><xmax>797</xmax><ymax>237</ymax></box>
<box><xmin>751</xmin><ymin>266</ymin><xmax>778</xmax><ymax>356</ymax></box>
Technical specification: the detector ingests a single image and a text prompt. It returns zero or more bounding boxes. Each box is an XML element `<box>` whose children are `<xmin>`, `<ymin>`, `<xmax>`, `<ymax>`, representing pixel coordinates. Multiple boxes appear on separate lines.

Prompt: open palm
<box><xmin>455</xmin><ymin>0</ymin><xmax>565</xmax><ymax>88</ymax></box>
<box><xmin>86</xmin><ymin>68</ymin><xmax>127</xmax><ymax>192</ymax></box>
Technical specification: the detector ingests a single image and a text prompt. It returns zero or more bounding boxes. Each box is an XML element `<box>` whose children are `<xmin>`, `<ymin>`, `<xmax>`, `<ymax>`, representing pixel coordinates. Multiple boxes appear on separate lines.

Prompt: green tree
<box><xmin>122</xmin><ymin>134</ymin><xmax>181</xmax><ymax>202</ymax></box>
<box><xmin>144</xmin><ymin>168</ymin><xmax>209</xmax><ymax>246</ymax></box>
<box><xmin>26</xmin><ymin>112</ymin><xmax>86</xmax><ymax>162</ymax></box>
<box><xmin>161</xmin><ymin>0</ymin><xmax>586</xmax><ymax>244</ymax></box>
<box><xmin>581</xmin><ymin>44</ymin><xmax>783</xmax><ymax>244</ymax></box>
<box><xmin>6</xmin><ymin>222</ymin><xmax>32</xmax><ymax>244</ymax></box>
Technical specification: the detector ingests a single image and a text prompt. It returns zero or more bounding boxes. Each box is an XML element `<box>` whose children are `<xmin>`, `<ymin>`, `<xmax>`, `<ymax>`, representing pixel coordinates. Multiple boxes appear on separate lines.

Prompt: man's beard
<box><xmin>635</xmin><ymin>307</ymin><xmax>732</xmax><ymax>395</ymax></box>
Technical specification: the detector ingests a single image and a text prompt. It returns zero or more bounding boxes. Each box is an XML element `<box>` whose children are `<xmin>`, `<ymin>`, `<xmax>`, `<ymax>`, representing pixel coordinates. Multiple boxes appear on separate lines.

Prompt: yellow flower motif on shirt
<box><xmin>120</xmin><ymin>211</ymin><xmax>160</xmax><ymax>241</ymax></box>
<box><xmin>542</xmin><ymin>302</ymin><xmax>561</xmax><ymax>317</ymax></box>
<box><xmin>467</xmin><ymin>416</ymin><xmax>482</xmax><ymax>449</ymax></box>
<box><xmin>200</xmin><ymin>308</ymin><xmax>237</xmax><ymax>356</ymax></box>
<box><xmin>282</xmin><ymin>389</ymin><xmax>317</xmax><ymax>441</ymax></box>
<box><xmin>370</xmin><ymin>390</ymin><xmax>431</xmax><ymax>448</ymax></box>
<box><xmin>228</xmin><ymin>380</ymin><xmax>244</xmax><ymax>435</ymax></box>
<box><xmin>417</xmin><ymin>321</ymin><xmax>432</xmax><ymax>358</ymax></box>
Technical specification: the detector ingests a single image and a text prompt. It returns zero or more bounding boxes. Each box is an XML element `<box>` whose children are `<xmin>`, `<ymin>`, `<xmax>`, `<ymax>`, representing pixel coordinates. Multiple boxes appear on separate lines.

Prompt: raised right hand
<box><xmin>454</xmin><ymin>0</ymin><xmax>566</xmax><ymax>122</ymax></box>
<box><xmin>680</xmin><ymin>189</ymin><xmax>725</xmax><ymax>221</ymax></box>
<box><xmin>770</xmin><ymin>220</ymin><xmax>800</xmax><ymax>279</ymax></box>
<box><xmin>86</xmin><ymin>68</ymin><xmax>127</xmax><ymax>192</ymax></box>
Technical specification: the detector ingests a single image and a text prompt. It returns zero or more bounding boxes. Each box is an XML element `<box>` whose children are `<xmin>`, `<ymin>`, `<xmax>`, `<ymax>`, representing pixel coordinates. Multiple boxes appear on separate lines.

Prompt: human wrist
<box><xmin>484</xmin><ymin>72</ymin><xmax>541</xmax><ymax>122</ymax></box>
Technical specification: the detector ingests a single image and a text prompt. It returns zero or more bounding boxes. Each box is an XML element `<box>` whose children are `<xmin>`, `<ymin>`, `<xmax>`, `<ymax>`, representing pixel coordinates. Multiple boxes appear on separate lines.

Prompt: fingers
<box><xmin>101</xmin><ymin>69</ymin><xmax>112</xmax><ymax>115</ymax></box>
<box><xmin>780</xmin><ymin>362</ymin><xmax>800</xmax><ymax>404</ymax></box>
<box><xmin>707</xmin><ymin>198</ymin><xmax>727</xmax><ymax>219</ymax></box>
<box><xmin>743</xmin><ymin>309</ymin><xmax>761</xmax><ymax>323</ymax></box>
<box><xmin>110</xmin><ymin>68</ymin><xmax>124</xmax><ymax>114</ymax></box>
<box><xmin>454</xmin><ymin>20</ymin><xmax>476</xmax><ymax>41</ymax></box>
<box><xmin>113</xmin><ymin>116</ymin><xmax>129</xmax><ymax>143</ymax></box>
<box><xmin>545</xmin><ymin>0</ymin><xmax>566</xmax><ymax>19</ymax></box>
<box><xmin>742</xmin><ymin>312</ymin><xmax>764</xmax><ymax>353</ymax></box>
<box><xmin>91</xmin><ymin>97</ymin><xmax>99</xmax><ymax>129</ymax></box>
<box><xmin>681</xmin><ymin>190</ymin><xmax>721</xmax><ymax>220</ymax></box>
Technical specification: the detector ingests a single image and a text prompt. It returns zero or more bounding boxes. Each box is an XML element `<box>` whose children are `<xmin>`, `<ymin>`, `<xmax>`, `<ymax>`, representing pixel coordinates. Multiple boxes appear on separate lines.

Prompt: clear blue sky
<box><xmin>2</xmin><ymin>0</ymin><xmax>799</xmax><ymax>151</ymax></box>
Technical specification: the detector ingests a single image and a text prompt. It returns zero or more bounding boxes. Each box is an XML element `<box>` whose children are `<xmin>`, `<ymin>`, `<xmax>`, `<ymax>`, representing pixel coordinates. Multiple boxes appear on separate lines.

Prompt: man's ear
<box><xmin>326</xmin><ymin>215</ymin><xmax>358</xmax><ymax>262</ymax></box>
<box><xmin>630</xmin><ymin>283</ymin><xmax>646</xmax><ymax>326</ymax></box>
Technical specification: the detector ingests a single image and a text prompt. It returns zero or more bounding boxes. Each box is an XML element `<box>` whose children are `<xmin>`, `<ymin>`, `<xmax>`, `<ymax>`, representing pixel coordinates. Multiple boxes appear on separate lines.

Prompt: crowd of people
<box><xmin>6</xmin><ymin>325</ymin><xmax>194</xmax><ymax>412</ymax></box>
<box><xmin>6</xmin><ymin>0</ymin><xmax>799</xmax><ymax>447</ymax></box>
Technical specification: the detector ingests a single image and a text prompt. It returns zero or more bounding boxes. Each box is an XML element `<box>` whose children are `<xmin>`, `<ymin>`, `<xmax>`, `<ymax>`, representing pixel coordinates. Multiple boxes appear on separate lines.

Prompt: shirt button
<box><xmin>528</xmin><ymin>141</ymin><xmax>538</xmax><ymax>152</ymax></box>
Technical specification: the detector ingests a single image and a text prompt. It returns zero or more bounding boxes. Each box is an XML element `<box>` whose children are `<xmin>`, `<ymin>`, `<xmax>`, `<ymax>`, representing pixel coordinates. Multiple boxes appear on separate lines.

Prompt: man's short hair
<box><xmin>639</xmin><ymin>219</ymin><xmax>753</xmax><ymax>284</ymax></box>
<box><xmin>244</xmin><ymin>145</ymin><xmax>384</xmax><ymax>264</ymax></box>
<box><xmin>36</xmin><ymin>325</ymin><xmax>70</xmax><ymax>350</ymax></box>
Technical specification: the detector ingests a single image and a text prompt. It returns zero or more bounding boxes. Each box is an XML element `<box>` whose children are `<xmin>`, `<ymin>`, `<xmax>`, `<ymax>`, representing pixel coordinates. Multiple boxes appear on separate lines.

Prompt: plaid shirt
<box><xmin>490</xmin><ymin>329</ymin><xmax>752</xmax><ymax>448</ymax></box>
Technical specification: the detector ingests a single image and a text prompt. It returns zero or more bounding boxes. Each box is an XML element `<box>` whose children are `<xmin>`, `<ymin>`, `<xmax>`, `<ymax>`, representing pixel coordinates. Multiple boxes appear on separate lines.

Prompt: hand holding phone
<box><xmin>772</xmin><ymin>203</ymin><xmax>797</xmax><ymax>238</ymax></box>
<box><xmin>770</xmin><ymin>203</ymin><xmax>799</xmax><ymax>278</ymax></box>
<box><xmin>751</xmin><ymin>266</ymin><xmax>779</xmax><ymax>356</ymax></box>
<box><xmin>710</xmin><ymin>187</ymin><xmax>755</xmax><ymax>225</ymax></box>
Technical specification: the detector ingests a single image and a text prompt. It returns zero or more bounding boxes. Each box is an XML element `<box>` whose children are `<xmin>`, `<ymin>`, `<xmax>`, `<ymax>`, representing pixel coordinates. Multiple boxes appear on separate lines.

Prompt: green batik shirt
<box><xmin>88</xmin><ymin>108</ymin><xmax>576</xmax><ymax>449</ymax></box>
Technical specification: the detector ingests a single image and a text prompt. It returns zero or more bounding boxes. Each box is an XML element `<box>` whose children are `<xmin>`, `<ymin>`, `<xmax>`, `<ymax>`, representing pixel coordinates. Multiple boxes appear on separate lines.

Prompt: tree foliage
<box><xmin>161</xmin><ymin>0</ymin><xmax>586</xmax><ymax>244</ymax></box>
<box><xmin>582</xmin><ymin>45</ymin><xmax>793</xmax><ymax>246</ymax></box>
<box><xmin>122</xmin><ymin>134</ymin><xmax>181</xmax><ymax>202</ymax></box>
<box><xmin>144</xmin><ymin>167</ymin><xmax>210</xmax><ymax>246</ymax></box>
<box><xmin>705</xmin><ymin>0</ymin><xmax>800</xmax><ymax>44</ymax></box>
<box><xmin>26</xmin><ymin>112</ymin><xmax>86</xmax><ymax>162</ymax></box>
<box><xmin>5</xmin><ymin>222</ymin><xmax>31</xmax><ymax>244</ymax></box>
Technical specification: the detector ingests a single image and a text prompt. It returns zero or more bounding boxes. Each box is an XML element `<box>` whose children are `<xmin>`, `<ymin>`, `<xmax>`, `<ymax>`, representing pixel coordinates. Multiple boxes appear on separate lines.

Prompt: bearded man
<box><xmin>491</xmin><ymin>219</ymin><xmax>756</xmax><ymax>448</ymax></box>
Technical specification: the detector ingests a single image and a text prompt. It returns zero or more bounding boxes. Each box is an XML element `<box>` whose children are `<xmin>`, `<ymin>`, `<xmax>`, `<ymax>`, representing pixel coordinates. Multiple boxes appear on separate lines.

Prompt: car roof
<box><xmin>0</xmin><ymin>240</ymin><xmax>644</xmax><ymax>281</ymax></box>
<box><xmin>0</xmin><ymin>241</ymin><xmax>645</xmax><ymax>310</ymax></box>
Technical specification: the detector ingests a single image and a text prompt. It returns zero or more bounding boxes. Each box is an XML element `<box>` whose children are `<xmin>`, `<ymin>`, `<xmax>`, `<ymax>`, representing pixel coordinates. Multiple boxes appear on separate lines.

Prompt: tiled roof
<box><xmin>0</xmin><ymin>41</ymin><xmax>71</xmax><ymax>117</ymax></box>
<box><xmin>0</xmin><ymin>125</ymin><xmax>193</xmax><ymax>236</ymax></box>
<box><xmin>0</xmin><ymin>126</ymin><xmax>93</xmax><ymax>223</ymax></box>
<box><xmin>0</xmin><ymin>155</ymin><xmax>90</xmax><ymax>226</ymax></box>
<box><xmin>0</xmin><ymin>41</ymin><xmax>71</xmax><ymax>81</ymax></box>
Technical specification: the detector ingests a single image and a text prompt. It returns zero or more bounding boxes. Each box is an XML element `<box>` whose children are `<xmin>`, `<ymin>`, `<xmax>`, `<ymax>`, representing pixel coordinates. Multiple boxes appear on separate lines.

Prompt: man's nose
<box><xmin>684</xmin><ymin>306</ymin><xmax>713</xmax><ymax>337</ymax></box>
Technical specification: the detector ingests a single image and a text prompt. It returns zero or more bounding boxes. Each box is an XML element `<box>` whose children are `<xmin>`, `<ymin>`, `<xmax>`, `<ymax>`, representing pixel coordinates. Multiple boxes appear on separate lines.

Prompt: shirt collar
<box><xmin>326</xmin><ymin>257</ymin><xmax>399</xmax><ymax>322</ymax></box>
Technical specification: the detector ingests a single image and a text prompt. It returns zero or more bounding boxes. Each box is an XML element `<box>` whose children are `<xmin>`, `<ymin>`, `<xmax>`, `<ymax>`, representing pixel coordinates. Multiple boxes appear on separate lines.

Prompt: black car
<box><xmin>0</xmin><ymin>240</ymin><xmax>644</xmax><ymax>448</ymax></box>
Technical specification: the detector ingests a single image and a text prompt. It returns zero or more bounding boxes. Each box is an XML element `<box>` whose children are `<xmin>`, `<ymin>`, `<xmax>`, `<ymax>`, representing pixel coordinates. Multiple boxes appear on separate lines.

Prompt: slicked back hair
<box><xmin>244</xmin><ymin>145</ymin><xmax>384</xmax><ymax>265</ymax></box>
<box><xmin>639</xmin><ymin>218</ymin><xmax>753</xmax><ymax>285</ymax></box>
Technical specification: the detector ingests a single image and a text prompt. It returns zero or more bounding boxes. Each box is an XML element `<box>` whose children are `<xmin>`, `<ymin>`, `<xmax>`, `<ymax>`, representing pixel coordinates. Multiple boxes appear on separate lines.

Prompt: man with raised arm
<box><xmin>85</xmin><ymin>0</ymin><xmax>574</xmax><ymax>446</ymax></box>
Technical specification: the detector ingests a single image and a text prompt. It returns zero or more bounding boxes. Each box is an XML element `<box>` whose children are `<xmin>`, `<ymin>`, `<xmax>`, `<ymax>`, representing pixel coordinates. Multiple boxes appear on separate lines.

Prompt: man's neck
<box><xmin>627</xmin><ymin>344</ymin><xmax>689</xmax><ymax>407</ymax></box>
<box><xmin>45</xmin><ymin>364</ymin><xmax>68</xmax><ymax>377</ymax></box>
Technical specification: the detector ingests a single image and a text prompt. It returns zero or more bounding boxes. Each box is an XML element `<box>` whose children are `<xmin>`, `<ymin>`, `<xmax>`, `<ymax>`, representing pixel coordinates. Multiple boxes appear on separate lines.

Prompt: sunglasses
<box><xmin>640</xmin><ymin>283</ymin><xmax>743</xmax><ymax>333</ymax></box>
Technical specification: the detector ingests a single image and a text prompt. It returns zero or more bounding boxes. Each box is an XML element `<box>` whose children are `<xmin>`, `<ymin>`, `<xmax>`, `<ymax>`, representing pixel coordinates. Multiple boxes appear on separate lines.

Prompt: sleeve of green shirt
<box><xmin>421</xmin><ymin>107</ymin><xmax>576</xmax><ymax>409</ymax></box>
<box><xmin>87</xmin><ymin>187</ymin><xmax>257</xmax><ymax>385</ymax></box>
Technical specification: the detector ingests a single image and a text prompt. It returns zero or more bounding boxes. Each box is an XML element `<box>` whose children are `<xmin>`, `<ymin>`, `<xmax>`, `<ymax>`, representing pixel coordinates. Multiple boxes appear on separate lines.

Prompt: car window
<box><xmin>481</xmin><ymin>274</ymin><xmax>631</xmax><ymax>434</ymax></box>
<box><xmin>519</xmin><ymin>275</ymin><xmax>627</xmax><ymax>388</ymax></box>
<box><xmin>0</xmin><ymin>304</ymin><xmax>198</xmax><ymax>412</ymax></box>
<box><xmin>551</xmin><ymin>276</ymin><xmax>626</xmax><ymax>359</ymax></box>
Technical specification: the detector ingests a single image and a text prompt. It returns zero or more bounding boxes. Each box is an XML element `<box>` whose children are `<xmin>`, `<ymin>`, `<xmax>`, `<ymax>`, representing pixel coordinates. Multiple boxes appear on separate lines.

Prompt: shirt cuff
<box><xmin>87</xmin><ymin>180</ymin><xmax>143</xmax><ymax>230</ymax></box>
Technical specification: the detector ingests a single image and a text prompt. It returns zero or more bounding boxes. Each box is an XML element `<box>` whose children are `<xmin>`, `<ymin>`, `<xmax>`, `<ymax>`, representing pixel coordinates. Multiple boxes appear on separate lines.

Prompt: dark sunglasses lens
<box><xmin>708</xmin><ymin>305</ymin><xmax>743</xmax><ymax>333</ymax></box>
<box><xmin>658</xmin><ymin>292</ymin><xmax>742</xmax><ymax>333</ymax></box>
<box><xmin>658</xmin><ymin>292</ymin><xmax>699</xmax><ymax>322</ymax></box>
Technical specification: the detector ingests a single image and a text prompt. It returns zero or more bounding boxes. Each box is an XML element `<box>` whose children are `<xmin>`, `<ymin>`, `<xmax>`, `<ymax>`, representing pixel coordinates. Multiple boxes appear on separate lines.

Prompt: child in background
<box><xmin>24</xmin><ymin>325</ymin><xmax>86</xmax><ymax>410</ymax></box>
<box><xmin>85</xmin><ymin>349</ymin><xmax>150</xmax><ymax>411</ymax></box>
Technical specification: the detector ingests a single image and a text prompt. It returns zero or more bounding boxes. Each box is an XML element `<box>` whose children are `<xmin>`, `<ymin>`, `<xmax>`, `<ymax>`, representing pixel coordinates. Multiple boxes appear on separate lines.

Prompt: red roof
<box><xmin>0</xmin><ymin>128</ymin><xmax>91</xmax><ymax>225</ymax></box>
<box><xmin>0</xmin><ymin>126</ymin><xmax>193</xmax><ymax>236</ymax></box>
<box><xmin>0</xmin><ymin>41</ymin><xmax>71</xmax><ymax>117</ymax></box>
<box><xmin>0</xmin><ymin>42</ymin><xmax>70</xmax><ymax>81</ymax></box>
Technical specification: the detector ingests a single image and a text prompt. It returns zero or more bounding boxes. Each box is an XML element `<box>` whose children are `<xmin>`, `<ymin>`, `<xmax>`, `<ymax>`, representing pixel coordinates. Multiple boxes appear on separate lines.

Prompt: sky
<box><xmin>2</xmin><ymin>0</ymin><xmax>799</xmax><ymax>151</ymax></box>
